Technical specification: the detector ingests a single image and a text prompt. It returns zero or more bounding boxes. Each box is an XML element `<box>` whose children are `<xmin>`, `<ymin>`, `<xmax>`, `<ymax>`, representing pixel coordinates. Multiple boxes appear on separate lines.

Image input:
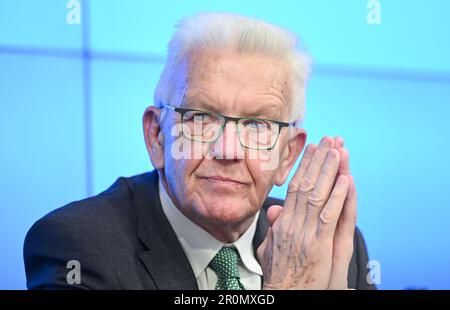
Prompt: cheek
<box><xmin>165</xmin><ymin>158</ymin><xmax>201</xmax><ymax>192</ymax></box>
<box><xmin>163</xmin><ymin>132</ymin><xmax>201</xmax><ymax>178</ymax></box>
<box><xmin>245</xmin><ymin>157</ymin><xmax>277</xmax><ymax>199</ymax></box>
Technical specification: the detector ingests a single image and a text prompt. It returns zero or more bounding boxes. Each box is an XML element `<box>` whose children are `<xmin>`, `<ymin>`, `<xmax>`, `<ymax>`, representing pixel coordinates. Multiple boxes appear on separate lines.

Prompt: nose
<box><xmin>209</xmin><ymin>121</ymin><xmax>245</xmax><ymax>160</ymax></box>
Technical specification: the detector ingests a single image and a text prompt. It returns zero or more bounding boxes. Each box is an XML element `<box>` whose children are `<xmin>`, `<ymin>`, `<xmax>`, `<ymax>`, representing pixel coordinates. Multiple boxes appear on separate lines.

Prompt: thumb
<box><xmin>267</xmin><ymin>205</ymin><xmax>283</xmax><ymax>227</ymax></box>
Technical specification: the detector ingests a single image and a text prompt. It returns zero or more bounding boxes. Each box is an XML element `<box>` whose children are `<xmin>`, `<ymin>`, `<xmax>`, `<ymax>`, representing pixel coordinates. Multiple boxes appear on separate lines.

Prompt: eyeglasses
<box><xmin>160</xmin><ymin>104</ymin><xmax>294</xmax><ymax>150</ymax></box>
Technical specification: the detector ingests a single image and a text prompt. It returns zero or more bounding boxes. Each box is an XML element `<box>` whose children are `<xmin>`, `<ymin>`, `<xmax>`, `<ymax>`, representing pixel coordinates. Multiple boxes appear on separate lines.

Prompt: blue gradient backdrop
<box><xmin>1</xmin><ymin>0</ymin><xmax>449</xmax><ymax>289</ymax></box>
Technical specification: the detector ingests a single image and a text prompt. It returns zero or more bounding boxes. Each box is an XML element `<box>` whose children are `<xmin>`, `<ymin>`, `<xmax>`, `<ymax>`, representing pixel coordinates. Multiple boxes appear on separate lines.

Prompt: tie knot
<box><xmin>209</xmin><ymin>247</ymin><xmax>240</xmax><ymax>279</ymax></box>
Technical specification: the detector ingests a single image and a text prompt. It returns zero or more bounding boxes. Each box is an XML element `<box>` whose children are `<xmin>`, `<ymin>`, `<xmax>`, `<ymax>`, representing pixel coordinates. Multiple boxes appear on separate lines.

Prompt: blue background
<box><xmin>1</xmin><ymin>0</ymin><xmax>449</xmax><ymax>289</ymax></box>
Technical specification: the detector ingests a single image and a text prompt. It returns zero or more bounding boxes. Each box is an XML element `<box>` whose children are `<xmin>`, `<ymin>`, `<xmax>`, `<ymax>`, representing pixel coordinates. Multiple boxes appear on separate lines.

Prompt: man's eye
<box><xmin>244</xmin><ymin>119</ymin><xmax>271</xmax><ymax>130</ymax></box>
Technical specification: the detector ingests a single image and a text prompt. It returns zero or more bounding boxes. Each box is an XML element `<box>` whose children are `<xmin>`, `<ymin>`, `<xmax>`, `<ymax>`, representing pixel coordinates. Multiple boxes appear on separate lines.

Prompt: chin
<box><xmin>196</xmin><ymin>195</ymin><xmax>256</xmax><ymax>225</ymax></box>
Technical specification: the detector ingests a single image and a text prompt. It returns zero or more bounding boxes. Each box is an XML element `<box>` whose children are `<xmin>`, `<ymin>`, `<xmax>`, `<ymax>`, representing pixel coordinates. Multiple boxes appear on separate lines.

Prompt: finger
<box><xmin>284</xmin><ymin>144</ymin><xmax>317</xmax><ymax>214</ymax></box>
<box><xmin>303</xmin><ymin>149</ymin><xmax>341</xmax><ymax>233</ymax></box>
<box><xmin>267</xmin><ymin>205</ymin><xmax>284</xmax><ymax>227</ymax></box>
<box><xmin>293</xmin><ymin>137</ymin><xmax>334</xmax><ymax>227</ymax></box>
<box><xmin>337</xmin><ymin>147</ymin><xmax>350</xmax><ymax>176</ymax></box>
<box><xmin>334</xmin><ymin>136</ymin><xmax>345</xmax><ymax>149</ymax></box>
<box><xmin>328</xmin><ymin>176</ymin><xmax>357</xmax><ymax>289</ymax></box>
<box><xmin>301</xmin><ymin>137</ymin><xmax>335</xmax><ymax>193</ymax></box>
<box><xmin>335</xmin><ymin>175</ymin><xmax>357</xmax><ymax>240</ymax></box>
<box><xmin>296</xmin><ymin>137</ymin><xmax>334</xmax><ymax>208</ymax></box>
<box><xmin>316</xmin><ymin>175</ymin><xmax>349</xmax><ymax>241</ymax></box>
<box><xmin>333</xmin><ymin>137</ymin><xmax>349</xmax><ymax>177</ymax></box>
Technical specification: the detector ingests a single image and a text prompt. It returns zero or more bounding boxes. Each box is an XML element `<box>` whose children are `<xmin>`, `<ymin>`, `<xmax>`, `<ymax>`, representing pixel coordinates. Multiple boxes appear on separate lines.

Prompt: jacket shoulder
<box><xmin>23</xmin><ymin>172</ymin><xmax>156</xmax><ymax>289</ymax></box>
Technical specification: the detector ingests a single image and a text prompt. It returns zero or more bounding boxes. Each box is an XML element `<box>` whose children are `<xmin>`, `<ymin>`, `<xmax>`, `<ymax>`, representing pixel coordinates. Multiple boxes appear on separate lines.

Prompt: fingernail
<box><xmin>306</xmin><ymin>144</ymin><xmax>316</xmax><ymax>154</ymax></box>
<box><xmin>319</xmin><ymin>137</ymin><xmax>331</xmax><ymax>147</ymax></box>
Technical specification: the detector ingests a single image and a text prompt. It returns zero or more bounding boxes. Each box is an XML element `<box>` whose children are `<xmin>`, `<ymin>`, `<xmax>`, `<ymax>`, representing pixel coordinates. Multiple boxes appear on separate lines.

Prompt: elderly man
<box><xmin>24</xmin><ymin>13</ymin><xmax>374</xmax><ymax>290</ymax></box>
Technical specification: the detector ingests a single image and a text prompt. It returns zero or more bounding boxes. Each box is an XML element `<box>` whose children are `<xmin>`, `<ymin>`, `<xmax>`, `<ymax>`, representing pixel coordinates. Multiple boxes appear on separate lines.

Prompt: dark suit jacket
<box><xmin>24</xmin><ymin>170</ymin><xmax>375</xmax><ymax>290</ymax></box>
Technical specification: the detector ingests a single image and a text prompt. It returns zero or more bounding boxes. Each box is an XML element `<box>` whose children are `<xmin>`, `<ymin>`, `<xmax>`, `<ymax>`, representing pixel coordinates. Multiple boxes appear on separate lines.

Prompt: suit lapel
<box><xmin>253</xmin><ymin>208</ymin><xmax>269</xmax><ymax>251</ymax></box>
<box><xmin>138</xmin><ymin>242</ymin><xmax>199</xmax><ymax>289</ymax></box>
<box><xmin>134</xmin><ymin>171</ymin><xmax>198</xmax><ymax>289</ymax></box>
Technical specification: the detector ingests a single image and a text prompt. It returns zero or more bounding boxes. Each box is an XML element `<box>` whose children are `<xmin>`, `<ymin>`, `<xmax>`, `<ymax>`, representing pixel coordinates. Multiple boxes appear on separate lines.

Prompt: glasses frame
<box><xmin>160</xmin><ymin>104</ymin><xmax>294</xmax><ymax>150</ymax></box>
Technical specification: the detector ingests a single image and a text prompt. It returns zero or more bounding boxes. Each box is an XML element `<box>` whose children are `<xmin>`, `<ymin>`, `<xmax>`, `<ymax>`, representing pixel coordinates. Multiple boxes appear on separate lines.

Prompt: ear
<box><xmin>143</xmin><ymin>106</ymin><xmax>165</xmax><ymax>170</ymax></box>
<box><xmin>274</xmin><ymin>128</ymin><xmax>307</xmax><ymax>186</ymax></box>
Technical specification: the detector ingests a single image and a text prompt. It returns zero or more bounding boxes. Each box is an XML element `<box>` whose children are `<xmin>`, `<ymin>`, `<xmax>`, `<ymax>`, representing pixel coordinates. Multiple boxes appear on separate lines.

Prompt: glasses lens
<box><xmin>182</xmin><ymin>110</ymin><xmax>223</xmax><ymax>142</ymax></box>
<box><xmin>238</xmin><ymin>119</ymin><xmax>279</xmax><ymax>149</ymax></box>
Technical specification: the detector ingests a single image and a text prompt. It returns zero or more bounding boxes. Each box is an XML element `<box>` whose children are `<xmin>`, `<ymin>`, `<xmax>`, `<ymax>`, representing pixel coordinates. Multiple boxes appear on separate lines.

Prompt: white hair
<box><xmin>154</xmin><ymin>12</ymin><xmax>311</xmax><ymax>121</ymax></box>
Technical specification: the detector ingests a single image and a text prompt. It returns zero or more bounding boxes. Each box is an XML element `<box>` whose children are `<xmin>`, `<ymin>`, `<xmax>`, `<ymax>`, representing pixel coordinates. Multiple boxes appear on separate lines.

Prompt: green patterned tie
<box><xmin>209</xmin><ymin>247</ymin><xmax>246</xmax><ymax>290</ymax></box>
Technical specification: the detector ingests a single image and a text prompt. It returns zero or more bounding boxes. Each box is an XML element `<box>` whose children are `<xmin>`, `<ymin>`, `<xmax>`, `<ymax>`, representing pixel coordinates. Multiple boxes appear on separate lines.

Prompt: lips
<box><xmin>200</xmin><ymin>175</ymin><xmax>248</xmax><ymax>185</ymax></box>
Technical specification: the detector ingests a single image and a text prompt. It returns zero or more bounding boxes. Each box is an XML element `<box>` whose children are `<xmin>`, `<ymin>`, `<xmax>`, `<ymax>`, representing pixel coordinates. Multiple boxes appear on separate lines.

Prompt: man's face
<box><xmin>160</xmin><ymin>49</ymin><xmax>298</xmax><ymax>226</ymax></box>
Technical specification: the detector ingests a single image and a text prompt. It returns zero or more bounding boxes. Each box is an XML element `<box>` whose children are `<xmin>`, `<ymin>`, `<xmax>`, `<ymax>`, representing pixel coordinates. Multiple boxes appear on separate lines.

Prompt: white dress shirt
<box><xmin>159</xmin><ymin>181</ymin><xmax>263</xmax><ymax>290</ymax></box>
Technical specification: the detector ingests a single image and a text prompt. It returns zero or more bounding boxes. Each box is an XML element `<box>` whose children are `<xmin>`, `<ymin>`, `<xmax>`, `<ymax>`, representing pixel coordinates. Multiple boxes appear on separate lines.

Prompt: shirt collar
<box><xmin>159</xmin><ymin>180</ymin><xmax>263</xmax><ymax>277</ymax></box>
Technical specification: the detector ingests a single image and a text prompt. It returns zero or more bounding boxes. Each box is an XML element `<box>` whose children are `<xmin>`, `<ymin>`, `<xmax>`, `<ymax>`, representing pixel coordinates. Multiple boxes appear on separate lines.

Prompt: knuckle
<box><xmin>319</xmin><ymin>207</ymin><xmax>335</xmax><ymax>224</ymax></box>
<box><xmin>285</xmin><ymin>226</ymin><xmax>296</xmax><ymax>241</ymax></box>
<box><xmin>298</xmin><ymin>176</ymin><xmax>314</xmax><ymax>194</ymax></box>
<box><xmin>286</xmin><ymin>224</ymin><xmax>302</xmax><ymax>241</ymax></box>
<box><xmin>287</xmin><ymin>181</ymin><xmax>299</xmax><ymax>193</ymax></box>
<box><xmin>310</xmin><ymin>156</ymin><xmax>321</xmax><ymax>169</ymax></box>
<box><xmin>308</xmin><ymin>192</ymin><xmax>326</xmax><ymax>208</ymax></box>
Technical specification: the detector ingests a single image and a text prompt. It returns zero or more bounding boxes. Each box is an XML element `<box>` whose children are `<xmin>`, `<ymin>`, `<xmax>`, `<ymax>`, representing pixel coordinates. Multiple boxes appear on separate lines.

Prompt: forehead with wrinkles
<box><xmin>181</xmin><ymin>48</ymin><xmax>292</xmax><ymax>120</ymax></box>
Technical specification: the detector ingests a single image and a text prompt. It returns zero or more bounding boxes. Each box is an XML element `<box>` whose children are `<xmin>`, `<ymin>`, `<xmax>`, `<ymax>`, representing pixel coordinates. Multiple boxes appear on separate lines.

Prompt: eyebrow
<box><xmin>183</xmin><ymin>98</ymin><xmax>220</xmax><ymax>113</ymax></box>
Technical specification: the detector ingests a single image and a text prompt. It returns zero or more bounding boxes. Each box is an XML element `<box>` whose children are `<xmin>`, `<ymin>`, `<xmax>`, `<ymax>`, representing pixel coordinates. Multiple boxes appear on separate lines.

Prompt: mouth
<box><xmin>199</xmin><ymin>175</ymin><xmax>248</xmax><ymax>186</ymax></box>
